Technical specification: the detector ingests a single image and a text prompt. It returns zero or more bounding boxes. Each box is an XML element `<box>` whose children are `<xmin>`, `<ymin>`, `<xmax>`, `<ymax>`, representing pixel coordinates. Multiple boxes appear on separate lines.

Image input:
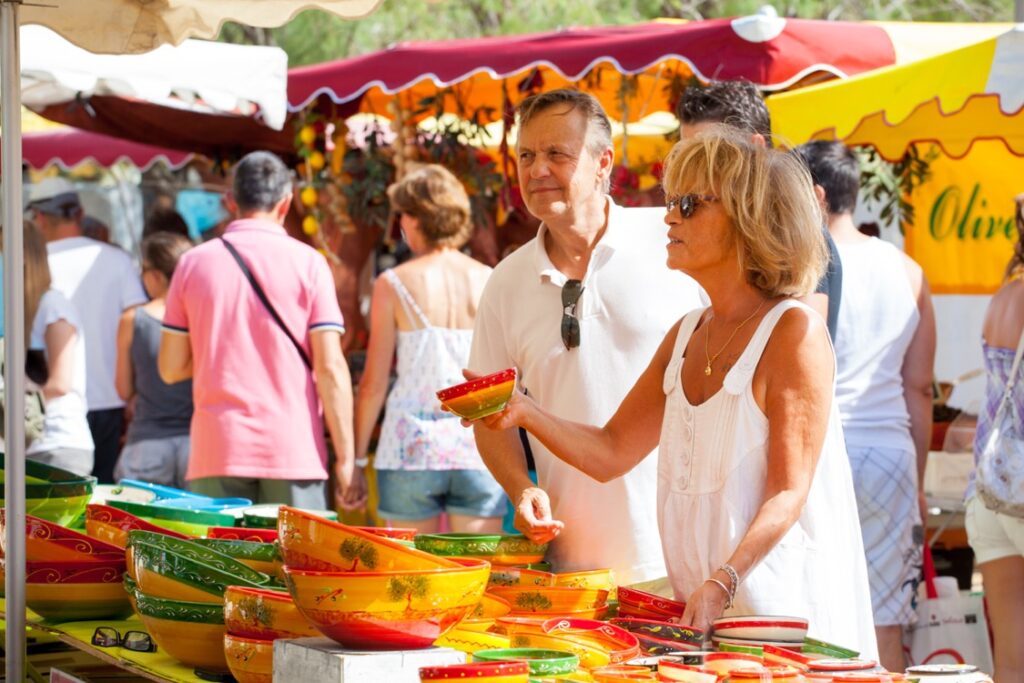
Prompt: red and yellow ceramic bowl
<box><xmin>283</xmin><ymin>557</ymin><xmax>490</xmax><ymax>650</ymax></box>
<box><xmin>554</xmin><ymin>569</ymin><xmax>615</xmax><ymax>592</ymax></box>
<box><xmin>9</xmin><ymin>512</ymin><xmax>124</xmax><ymax>562</ymax></box>
<box><xmin>700</xmin><ymin>652</ymin><xmax>763</xmax><ymax>676</ymax></box>
<box><xmin>591</xmin><ymin>664</ymin><xmax>657</xmax><ymax>681</ymax></box>
<box><xmin>207</xmin><ymin>527</ymin><xmax>278</xmax><ymax>543</ymax></box>
<box><xmin>656</xmin><ymin>659</ymin><xmax>718</xmax><ymax>682</ymax></box>
<box><xmin>21</xmin><ymin>559</ymin><xmax>131</xmax><ymax>621</ymax></box>
<box><xmin>133</xmin><ymin>590</ymin><xmax>228</xmax><ymax>672</ymax></box>
<box><xmin>224</xmin><ymin>634</ymin><xmax>274</xmax><ymax>683</ymax></box>
<box><xmin>278</xmin><ymin>506</ymin><xmax>457</xmax><ymax>572</ymax></box>
<box><xmin>727</xmin><ymin>665</ymin><xmax>804</xmax><ymax>681</ymax></box>
<box><xmin>419</xmin><ymin>661</ymin><xmax>530</xmax><ymax>682</ymax></box>
<box><xmin>489</xmin><ymin>566</ymin><xmax>556</xmax><ymax>589</ymax></box>
<box><xmin>437</xmin><ymin>368</ymin><xmax>517</xmax><ymax>421</ymax></box>
<box><xmin>459</xmin><ymin>592</ymin><xmax>514</xmax><ymax>632</ymax></box>
<box><xmin>224</xmin><ymin>586</ymin><xmax>320</xmax><ymax>640</ymax></box>
<box><xmin>358</xmin><ymin>526</ymin><xmax>418</xmax><ymax>541</ymax></box>
<box><xmin>616</xmin><ymin>587</ymin><xmax>685</xmax><ymax>620</ymax></box>
<box><xmin>503</xmin><ymin>618</ymin><xmax>639</xmax><ymax>670</ymax></box>
<box><xmin>489</xmin><ymin>585</ymin><xmax>609</xmax><ymax>617</ymax></box>
<box><xmin>85</xmin><ymin>503</ymin><xmax>190</xmax><ymax>549</ymax></box>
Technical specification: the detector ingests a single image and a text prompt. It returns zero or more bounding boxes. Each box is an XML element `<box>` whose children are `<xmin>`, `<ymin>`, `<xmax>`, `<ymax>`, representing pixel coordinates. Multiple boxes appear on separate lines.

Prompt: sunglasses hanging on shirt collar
<box><xmin>561</xmin><ymin>279</ymin><xmax>584</xmax><ymax>350</ymax></box>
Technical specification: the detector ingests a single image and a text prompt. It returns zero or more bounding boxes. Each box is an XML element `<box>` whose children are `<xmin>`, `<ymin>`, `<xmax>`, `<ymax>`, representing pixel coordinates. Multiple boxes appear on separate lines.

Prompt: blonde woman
<box><xmin>353</xmin><ymin>165</ymin><xmax>504</xmax><ymax>532</ymax></box>
<box><xmin>473</xmin><ymin>128</ymin><xmax>876</xmax><ymax>656</ymax></box>
<box><xmin>23</xmin><ymin>224</ymin><xmax>94</xmax><ymax>475</ymax></box>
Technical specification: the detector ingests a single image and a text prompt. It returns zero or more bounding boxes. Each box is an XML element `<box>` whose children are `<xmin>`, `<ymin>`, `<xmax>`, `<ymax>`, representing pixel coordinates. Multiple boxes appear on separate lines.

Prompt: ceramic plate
<box><xmin>711</xmin><ymin>615</ymin><xmax>808</xmax><ymax>642</ymax></box>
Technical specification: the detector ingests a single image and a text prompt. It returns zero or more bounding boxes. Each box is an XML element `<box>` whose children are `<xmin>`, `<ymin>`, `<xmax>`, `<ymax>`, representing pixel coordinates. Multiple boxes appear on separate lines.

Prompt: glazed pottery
<box><xmin>491</xmin><ymin>535</ymin><xmax>548</xmax><ymax>565</ymax></box>
<box><xmin>460</xmin><ymin>593</ymin><xmax>514</xmax><ymax>632</ymax></box>
<box><xmin>503</xmin><ymin>618</ymin><xmax>640</xmax><ymax>669</ymax></box>
<box><xmin>133</xmin><ymin>590</ymin><xmax>229</xmax><ymax>672</ymax></box>
<box><xmin>151</xmin><ymin>495</ymin><xmax>251</xmax><ymax>511</ymax></box>
<box><xmin>358</xmin><ymin>526</ymin><xmax>417</xmax><ymax>541</ymax></box>
<box><xmin>207</xmin><ymin>526</ymin><xmax>278</xmax><ymax>543</ymax></box>
<box><xmin>609</xmin><ymin>619</ymin><xmax>704</xmax><ymax>651</ymax></box>
<box><xmin>1</xmin><ymin>456</ymin><xmax>96</xmax><ymax>526</ymax></box>
<box><xmin>244</xmin><ymin>503</ymin><xmax>336</xmax><ymax>529</ymax></box>
<box><xmin>473</xmin><ymin>648</ymin><xmax>580</xmax><ymax>677</ymax></box>
<box><xmin>20</xmin><ymin>558</ymin><xmax>131</xmax><ymax>621</ymax></box>
<box><xmin>108</xmin><ymin>499</ymin><xmax>234</xmax><ymax>536</ymax></box>
<box><xmin>128</xmin><ymin>536</ymin><xmax>273</xmax><ymax>603</ymax></box>
<box><xmin>223</xmin><ymin>586</ymin><xmax>320</xmax><ymax>640</ymax></box>
<box><xmin>591</xmin><ymin>664</ymin><xmax>657</xmax><ymax>680</ymax></box>
<box><xmin>435</xmin><ymin>627</ymin><xmax>513</xmax><ymax>654</ymax></box>
<box><xmin>437</xmin><ymin>368</ymin><xmax>517</xmax><ymax>421</ymax></box>
<box><xmin>194</xmin><ymin>538</ymin><xmax>283</xmax><ymax>578</ymax></box>
<box><xmin>13</xmin><ymin>512</ymin><xmax>124</xmax><ymax>562</ymax></box>
<box><xmin>419</xmin><ymin>661</ymin><xmax>530</xmax><ymax>682</ymax></box>
<box><xmin>554</xmin><ymin>569</ymin><xmax>616</xmax><ymax>593</ymax></box>
<box><xmin>224</xmin><ymin>634</ymin><xmax>274</xmax><ymax>683</ymax></box>
<box><xmin>700</xmin><ymin>652</ymin><xmax>763</xmax><ymax>676</ymax></box>
<box><xmin>278</xmin><ymin>506</ymin><xmax>457</xmax><ymax>572</ymax></box>
<box><xmin>711</xmin><ymin>616</ymin><xmax>809</xmax><ymax>643</ymax></box>
<box><xmin>802</xmin><ymin>637</ymin><xmax>860</xmax><ymax>659</ymax></box>
<box><xmin>904</xmin><ymin>664</ymin><xmax>992</xmax><ymax>683</ymax></box>
<box><xmin>762</xmin><ymin>644</ymin><xmax>815</xmax><ymax>670</ymax></box>
<box><xmin>727</xmin><ymin>665</ymin><xmax>803</xmax><ymax>680</ymax></box>
<box><xmin>85</xmin><ymin>503</ymin><xmax>190</xmax><ymax>549</ymax></box>
<box><xmin>489</xmin><ymin>585</ymin><xmax>608</xmax><ymax>617</ymax></box>
<box><xmin>283</xmin><ymin>557</ymin><xmax>490</xmax><ymax>649</ymax></box>
<box><xmin>617</xmin><ymin>588</ymin><xmax>685</xmax><ymax>620</ymax></box>
<box><xmin>807</xmin><ymin>659</ymin><xmax>880</xmax><ymax>673</ymax></box>
<box><xmin>415</xmin><ymin>532</ymin><xmax>548</xmax><ymax>566</ymax></box>
<box><xmin>714</xmin><ymin>640</ymin><xmax>765</xmax><ymax>656</ymax></box>
<box><xmin>657</xmin><ymin>659</ymin><xmax>718</xmax><ymax>683</ymax></box>
<box><xmin>489</xmin><ymin>567</ymin><xmax>557</xmax><ymax>588</ymax></box>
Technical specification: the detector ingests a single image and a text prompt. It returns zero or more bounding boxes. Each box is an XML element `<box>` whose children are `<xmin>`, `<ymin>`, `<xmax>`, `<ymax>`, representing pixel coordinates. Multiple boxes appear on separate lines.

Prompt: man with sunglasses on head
<box><xmin>468</xmin><ymin>89</ymin><xmax>705</xmax><ymax>584</ymax></box>
<box><xmin>677</xmin><ymin>80</ymin><xmax>843</xmax><ymax>341</ymax></box>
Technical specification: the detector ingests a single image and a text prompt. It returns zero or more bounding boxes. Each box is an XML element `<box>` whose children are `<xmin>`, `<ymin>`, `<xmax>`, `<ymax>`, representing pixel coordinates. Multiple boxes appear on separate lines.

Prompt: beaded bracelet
<box><xmin>704</xmin><ymin>577</ymin><xmax>733</xmax><ymax>608</ymax></box>
<box><xmin>719</xmin><ymin>563</ymin><xmax>740</xmax><ymax>605</ymax></box>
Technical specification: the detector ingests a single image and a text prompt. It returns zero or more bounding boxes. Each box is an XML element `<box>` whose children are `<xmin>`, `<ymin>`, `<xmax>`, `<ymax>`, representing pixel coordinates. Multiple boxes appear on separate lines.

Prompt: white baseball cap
<box><xmin>26</xmin><ymin>177</ymin><xmax>80</xmax><ymax>215</ymax></box>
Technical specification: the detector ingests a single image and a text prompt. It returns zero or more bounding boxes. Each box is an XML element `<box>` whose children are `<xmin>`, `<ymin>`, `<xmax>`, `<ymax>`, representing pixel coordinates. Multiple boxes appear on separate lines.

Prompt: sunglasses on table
<box><xmin>665</xmin><ymin>193</ymin><xmax>718</xmax><ymax>218</ymax></box>
<box><xmin>561</xmin><ymin>279</ymin><xmax>584</xmax><ymax>351</ymax></box>
<box><xmin>91</xmin><ymin>626</ymin><xmax>157</xmax><ymax>653</ymax></box>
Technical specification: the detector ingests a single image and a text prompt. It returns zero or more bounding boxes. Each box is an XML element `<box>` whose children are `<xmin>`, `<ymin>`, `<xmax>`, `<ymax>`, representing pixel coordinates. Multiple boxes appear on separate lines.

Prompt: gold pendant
<box><xmin>704</xmin><ymin>363</ymin><xmax>712</xmax><ymax>376</ymax></box>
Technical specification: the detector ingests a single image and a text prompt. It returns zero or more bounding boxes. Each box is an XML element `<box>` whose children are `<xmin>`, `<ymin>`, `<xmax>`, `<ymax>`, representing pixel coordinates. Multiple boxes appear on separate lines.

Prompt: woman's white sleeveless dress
<box><xmin>657</xmin><ymin>300</ymin><xmax>878</xmax><ymax>659</ymax></box>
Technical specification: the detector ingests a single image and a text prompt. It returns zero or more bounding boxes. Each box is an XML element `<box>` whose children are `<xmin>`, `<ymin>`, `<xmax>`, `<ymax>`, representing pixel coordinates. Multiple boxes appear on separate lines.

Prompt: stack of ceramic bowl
<box><xmin>803</xmin><ymin>657</ymin><xmax>887</xmax><ymax>681</ymax></box>
<box><xmin>591</xmin><ymin>664</ymin><xmax>658</xmax><ymax>680</ymax></box>
<box><xmin>1</xmin><ymin>513</ymin><xmax>131</xmax><ymax>621</ymax></box>
<box><xmin>1</xmin><ymin>457</ymin><xmax>96</xmax><ymax>526</ymax></box>
<box><xmin>124</xmin><ymin>529</ymin><xmax>279</xmax><ymax>674</ymax></box>
<box><xmin>223</xmin><ymin>585</ymin><xmax>323</xmax><ymax>683</ymax></box>
<box><xmin>710</xmin><ymin>615</ymin><xmax>810</xmax><ymax>656</ymax></box>
<box><xmin>279</xmin><ymin>506</ymin><xmax>490</xmax><ymax>649</ymax></box>
<box><xmin>85</xmin><ymin>503</ymin><xmax>192</xmax><ymax>548</ymax></box>
<box><xmin>609</xmin><ymin>618</ymin><xmax>704</xmax><ymax>655</ymax></box>
<box><xmin>415</xmin><ymin>531</ymin><xmax>549</xmax><ymax>567</ymax></box>
<box><xmin>494</xmin><ymin>617</ymin><xmax>640</xmax><ymax>670</ymax></box>
<box><xmin>473</xmin><ymin>648</ymin><xmax>582</xmax><ymax>680</ymax></box>
<box><xmin>617</xmin><ymin>587</ymin><xmax>686</xmax><ymax>621</ymax></box>
<box><xmin>419</xmin><ymin>661</ymin><xmax>530</xmax><ymax>683</ymax></box>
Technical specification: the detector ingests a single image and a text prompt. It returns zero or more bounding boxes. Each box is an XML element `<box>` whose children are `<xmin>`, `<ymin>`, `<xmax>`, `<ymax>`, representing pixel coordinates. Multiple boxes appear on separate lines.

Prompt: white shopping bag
<box><xmin>906</xmin><ymin>547</ymin><xmax>994</xmax><ymax>674</ymax></box>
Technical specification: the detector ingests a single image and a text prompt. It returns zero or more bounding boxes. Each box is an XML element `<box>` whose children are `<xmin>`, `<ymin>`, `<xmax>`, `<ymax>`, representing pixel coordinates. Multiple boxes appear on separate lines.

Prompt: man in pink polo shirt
<box><xmin>159</xmin><ymin>152</ymin><xmax>362</xmax><ymax>509</ymax></box>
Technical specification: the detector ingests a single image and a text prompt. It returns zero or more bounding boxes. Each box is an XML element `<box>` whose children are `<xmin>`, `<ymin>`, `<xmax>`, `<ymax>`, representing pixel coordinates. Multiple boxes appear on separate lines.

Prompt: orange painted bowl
<box><xmin>488</xmin><ymin>585</ymin><xmax>609</xmax><ymax>617</ymax></box>
<box><xmin>489</xmin><ymin>566</ymin><xmax>556</xmax><ymax>589</ymax></box>
<box><xmin>194</xmin><ymin>538</ymin><xmax>283</xmax><ymax>578</ymax></box>
<box><xmin>699</xmin><ymin>652</ymin><xmax>763</xmax><ymax>676</ymax></box>
<box><xmin>127</xmin><ymin>533</ymin><xmax>275</xmax><ymax>603</ymax></box>
<box><xmin>656</xmin><ymin>659</ymin><xmax>719</xmax><ymax>682</ymax></box>
<box><xmin>473</xmin><ymin>648</ymin><xmax>580</xmax><ymax>677</ymax></box>
<box><xmin>437</xmin><ymin>368</ymin><xmax>517</xmax><ymax>421</ymax></box>
<box><xmin>282</xmin><ymin>557</ymin><xmax>490</xmax><ymax>650</ymax></box>
<box><xmin>223</xmin><ymin>586</ymin><xmax>320</xmax><ymax>640</ymax></box>
<box><xmin>208</xmin><ymin>526</ymin><xmax>278</xmax><ymax>543</ymax></box>
<box><xmin>419</xmin><ymin>661</ymin><xmax>530</xmax><ymax>682</ymax></box>
<box><xmin>358</xmin><ymin>526</ymin><xmax>418</xmax><ymax>542</ymax></box>
<box><xmin>617</xmin><ymin>588</ymin><xmax>685</xmax><ymax>620</ymax></box>
<box><xmin>460</xmin><ymin>592</ymin><xmax>514</xmax><ymax>632</ymax></box>
<box><xmin>554</xmin><ymin>569</ymin><xmax>616</xmax><ymax>594</ymax></box>
<box><xmin>20</xmin><ymin>558</ymin><xmax>131</xmax><ymax>621</ymax></box>
<box><xmin>224</xmin><ymin>634</ymin><xmax>274</xmax><ymax>683</ymax></box>
<box><xmin>727</xmin><ymin>665</ymin><xmax>804</xmax><ymax>681</ymax></box>
<box><xmin>278</xmin><ymin>505</ymin><xmax>458</xmax><ymax>572</ymax></box>
<box><xmin>501</xmin><ymin>618</ymin><xmax>639</xmax><ymax>670</ymax></box>
<box><xmin>85</xmin><ymin>503</ymin><xmax>190</xmax><ymax>549</ymax></box>
<box><xmin>133</xmin><ymin>590</ymin><xmax>228</xmax><ymax>672</ymax></box>
<box><xmin>1</xmin><ymin>456</ymin><xmax>96</xmax><ymax>526</ymax></box>
<box><xmin>591</xmin><ymin>664</ymin><xmax>657</xmax><ymax>681</ymax></box>
<box><xmin>13</xmin><ymin>512</ymin><xmax>125</xmax><ymax>562</ymax></box>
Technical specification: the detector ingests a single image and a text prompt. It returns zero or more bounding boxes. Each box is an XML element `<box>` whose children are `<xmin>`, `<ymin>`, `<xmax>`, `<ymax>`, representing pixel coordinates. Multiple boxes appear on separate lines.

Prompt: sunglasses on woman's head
<box><xmin>665</xmin><ymin>193</ymin><xmax>719</xmax><ymax>219</ymax></box>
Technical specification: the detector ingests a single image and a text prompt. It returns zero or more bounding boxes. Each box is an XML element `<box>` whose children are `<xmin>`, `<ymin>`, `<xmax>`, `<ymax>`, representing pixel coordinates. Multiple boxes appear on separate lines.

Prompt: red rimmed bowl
<box><xmin>278</xmin><ymin>505</ymin><xmax>458</xmax><ymax>572</ymax></box>
<box><xmin>11</xmin><ymin>512</ymin><xmax>125</xmax><ymax>562</ymax></box>
<box><xmin>223</xmin><ymin>586</ymin><xmax>320</xmax><ymax>640</ymax></box>
<box><xmin>17</xmin><ymin>558</ymin><xmax>131</xmax><ymax>621</ymax></box>
<box><xmin>591</xmin><ymin>664</ymin><xmax>657</xmax><ymax>680</ymax></box>
<box><xmin>489</xmin><ymin>585</ymin><xmax>609</xmax><ymax>617</ymax></box>
<box><xmin>358</xmin><ymin>526</ymin><xmax>418</xmax><ymax>541</ymax></box>
<box><xmin>419</xmin><ymin>661</ymin><xmax>530</xmax><ymax>682</ymax></box>
<box><xmin>283</xmin><ymin>557</ymin><xmax>491</xmax><ymax>650</ymax></box>
<box><xmin>609</xmin><ymin>618</ymin><xmax>704</xmax><ymax>651</ymax></box>
<box><xmin>617</xmin><ymin>587</ymin><xmax>685</xmax><ymax>620</ymax></box>
<box><xmin>503</xmin><ymin>617</ymin><xmax>640</xmax><ymax>669</ymax></box>
<box><xmin>711</xmin><ymin>615</ymin><xmax>808</xmax><ymax>643</ymax></box>
<box><xmin>657</xmin><ymin>659</ymin><xmax>719</xmax><ymax>682</ymax></box>
<box><xmin>85</xmin><ymin>503</ymin><xmax>190</xmax><ymax>549</ymax></box>
<box><xmin>208</xmin><ymin>527</ymin><xmax>278</xmax><ymax>543</ymax></box>
<box><xmin>700</xmin><ymin>652</ymin><xmax>763</xmax><ymax>676</ymax></box>
<box><xmin>224</xmin><ymin>634</ymin><xmax>274</xmax><ymax>683</ymax></box>
<box><xmin>437</xmin><ymin>368</ymin><xmax>517</xmax><ymax>421</ymax></box>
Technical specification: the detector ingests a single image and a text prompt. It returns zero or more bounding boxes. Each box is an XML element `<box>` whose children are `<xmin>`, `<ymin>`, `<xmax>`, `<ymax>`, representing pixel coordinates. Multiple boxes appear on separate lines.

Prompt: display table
<box><xmin>1</xmin><ymin>601</ymin><xmax>206</xmax><ymax>683</ymax></box>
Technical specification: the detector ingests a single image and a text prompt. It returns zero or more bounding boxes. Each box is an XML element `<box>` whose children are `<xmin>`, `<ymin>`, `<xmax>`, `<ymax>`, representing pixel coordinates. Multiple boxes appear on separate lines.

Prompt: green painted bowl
<box><xmin>109</xmin><ymin>500</ymin><xmax>236</xmax><ymax>535</ymax></box>
<box><xmin>132</xmin><ymin>590</ymin><xmax>228</xmax><ymax>672</ymax></box>
<box><xmin>473</xmin><ymin>648</ymin><xmax>579</xmax><ymax>676</ymax></box>
<box><xmin>1</xmin><ymin>456</ymin><xmax>96</xmax><ymax>526</ymax></box>
<box><xmin>127</xmin><ymin>536</ymin><xmax>273</xmax><ymax>603</ymax></box>
<box><xmin>193</xmin><ymin>538</ymin><xmax>283</xmax><ymax>578</ymax></box>
<box><xmin>416</xmin><ymin>533</ymin><xmax>548</xmax><ymax>565</ymax></box>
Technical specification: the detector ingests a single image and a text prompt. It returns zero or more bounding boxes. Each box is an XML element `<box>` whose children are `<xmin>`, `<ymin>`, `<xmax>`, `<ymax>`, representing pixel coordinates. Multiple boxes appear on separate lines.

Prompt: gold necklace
<box><xmin>703</xmin><ymin>299</ymin><xmax>767</xmax><ymax>376</ymax></box>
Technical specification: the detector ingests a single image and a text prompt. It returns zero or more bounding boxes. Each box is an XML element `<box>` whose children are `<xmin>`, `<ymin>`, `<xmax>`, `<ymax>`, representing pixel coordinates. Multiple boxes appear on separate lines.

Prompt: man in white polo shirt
<box><xmin>469</xmin><ymin>90</ymin><xmax>705</xmax><ymax>584</ymax></box>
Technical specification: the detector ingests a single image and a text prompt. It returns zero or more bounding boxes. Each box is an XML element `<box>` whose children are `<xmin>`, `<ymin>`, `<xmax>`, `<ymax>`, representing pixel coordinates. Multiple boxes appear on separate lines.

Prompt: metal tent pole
<box><xmin>1</xmin><ymin>2</ymin><xmax>26</xmax><ymax>681</ymax></box>
<box><xmin>1017</xmin><ymin>0</ymin><xmax>1024</xmax><ymax>23</ymax></box>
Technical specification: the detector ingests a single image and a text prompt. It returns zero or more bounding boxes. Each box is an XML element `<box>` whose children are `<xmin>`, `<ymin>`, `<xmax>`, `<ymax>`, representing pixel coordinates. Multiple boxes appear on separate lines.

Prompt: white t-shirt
<box><xmin>470</xmin><ymin>199</ymin><xmax>706</xmax><ymax>584</ymax></box>
<box><xmin>47</xmin><ymin>236</ymin><xmax>147</xmax><ymax>411</ymax></box>
<box><xmin>28</xmin><ymin>289</ymin><xmax>94</xmax><ymax>454</ymax></box>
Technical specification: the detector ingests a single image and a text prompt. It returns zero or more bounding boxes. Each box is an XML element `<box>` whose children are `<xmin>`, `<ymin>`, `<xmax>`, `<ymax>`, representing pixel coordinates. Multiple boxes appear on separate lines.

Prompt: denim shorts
<box><xmin>376</xmin><ymin>469</ymin><xmax>506</xmax><ymax>521</ymax></box>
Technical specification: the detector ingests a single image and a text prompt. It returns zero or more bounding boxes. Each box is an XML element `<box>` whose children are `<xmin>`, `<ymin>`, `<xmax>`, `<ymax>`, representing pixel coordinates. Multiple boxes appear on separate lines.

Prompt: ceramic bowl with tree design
<box><xmin>224</xmin><ymin>633</ymin><xmax>274</xmax><ymax>683</ymax></box>
<box><xmin>223</xmin><ymin>586</ymin><xmax>320</xmax><ymax>640</ymax></box>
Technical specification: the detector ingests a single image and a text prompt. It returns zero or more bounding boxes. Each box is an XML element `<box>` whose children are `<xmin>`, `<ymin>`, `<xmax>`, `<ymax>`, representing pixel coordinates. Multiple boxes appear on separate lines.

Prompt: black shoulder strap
<box><xmin>220</xmin><ymin>237</ymin><xmax>312</xmax><ymax>371</ymax></box>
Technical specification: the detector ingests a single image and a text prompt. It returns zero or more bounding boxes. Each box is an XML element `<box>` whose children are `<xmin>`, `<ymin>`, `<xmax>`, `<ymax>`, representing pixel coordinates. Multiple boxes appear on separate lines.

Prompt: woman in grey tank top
<box><xmin>114</xmin><ymin>231</ymin><xmax>194</xmax><ymax>487</ymax></box>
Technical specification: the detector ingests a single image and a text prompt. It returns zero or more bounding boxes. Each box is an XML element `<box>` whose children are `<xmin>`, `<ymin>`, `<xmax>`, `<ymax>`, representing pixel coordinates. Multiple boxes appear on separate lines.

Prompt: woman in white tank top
<box><xmin>472</xmin><ymin>129</ymin><xmax>877</xmax><ymax>658</ymax></box>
